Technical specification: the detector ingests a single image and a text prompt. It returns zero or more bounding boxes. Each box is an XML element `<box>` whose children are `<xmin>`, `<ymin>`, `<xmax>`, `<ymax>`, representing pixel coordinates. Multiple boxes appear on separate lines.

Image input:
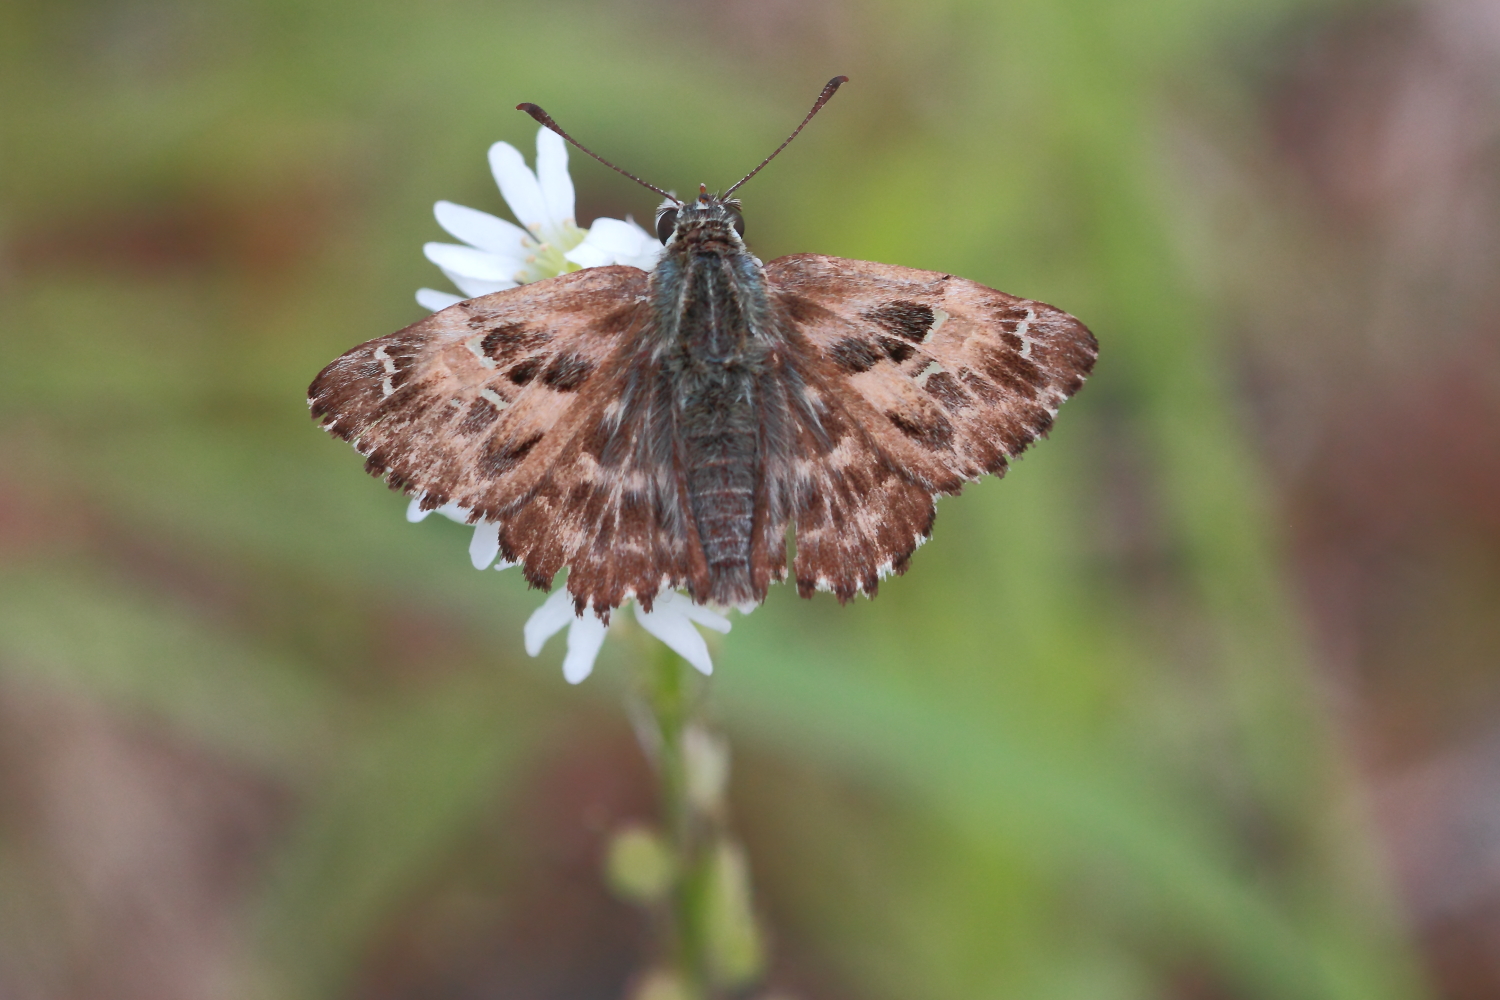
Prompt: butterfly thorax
<box><xmin>648</xmin><ymin>196</ymin><xmax>774</xmax><ymax>607</ymax></box>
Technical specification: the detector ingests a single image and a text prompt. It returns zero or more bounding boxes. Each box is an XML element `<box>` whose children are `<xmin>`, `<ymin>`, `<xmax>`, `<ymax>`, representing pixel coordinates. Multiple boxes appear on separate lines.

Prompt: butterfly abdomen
<box><xmin>681</xmin><ymin>388</ymin><xmax>758</xmax><ymax>606</ymax></box>
<box><xmin>676</xmin><ymin>368</ymin><xmax>763</xmax><ymax>610</ymax></box>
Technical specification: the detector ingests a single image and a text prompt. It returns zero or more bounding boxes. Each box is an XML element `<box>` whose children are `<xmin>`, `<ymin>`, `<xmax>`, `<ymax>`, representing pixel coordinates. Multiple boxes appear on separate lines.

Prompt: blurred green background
<box><xmin>5</xmin><ymin>0</ymin><xmax>1500</xmax><ymax>997</ymax></box>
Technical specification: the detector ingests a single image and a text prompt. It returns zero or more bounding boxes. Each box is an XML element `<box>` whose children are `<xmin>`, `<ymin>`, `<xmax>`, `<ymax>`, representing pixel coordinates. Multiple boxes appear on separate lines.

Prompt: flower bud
<box><xmin>605</xmin><ymin>824</ymin><xmax>675</xmax><ymax>904</ymax></box>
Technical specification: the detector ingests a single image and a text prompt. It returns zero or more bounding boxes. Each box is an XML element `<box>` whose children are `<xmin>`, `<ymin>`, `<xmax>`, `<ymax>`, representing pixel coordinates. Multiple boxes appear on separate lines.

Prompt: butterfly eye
<box><xmin>655</xmin><ymin>208</ymin><xmax>679</xmax><ymax>244</ymax></box>
<box><xmin>728</xmin><ymin>209</ymin><xmax>746</xmax><ymax>238</ymax></box>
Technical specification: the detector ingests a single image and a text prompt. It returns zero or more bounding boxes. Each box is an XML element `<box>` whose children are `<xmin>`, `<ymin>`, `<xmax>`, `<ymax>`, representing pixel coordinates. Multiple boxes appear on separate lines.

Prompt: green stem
<box><xmin>641</xmin><ymin>643</ymin><xmax>709</xmax><ymax>997</ymax></box>
<box><xmin>628</xmin><ymin>637</ymin><xmax>764</xmax><ymax>998</ymax></box>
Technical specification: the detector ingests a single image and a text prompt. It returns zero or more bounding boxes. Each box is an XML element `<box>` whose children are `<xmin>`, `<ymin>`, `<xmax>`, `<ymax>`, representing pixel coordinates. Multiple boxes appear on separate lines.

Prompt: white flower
<box><xmin>415</xmin><ymin>127</ymin><xmax>662</xmax><ymax>311</ymax></box>
<box><xmin>524</xmin><ymin>589</ymin><xmax>733</xmax><ymax>685</ymax></box>
<box><xmin>407</xmin><ymin>496</ymin><xmax>735</xmax><ymax>683</ymax></box>
<box><xmin>405</xmin><ymin>499</ymin><xmax>513</xmax><ymax>571</ymax></box>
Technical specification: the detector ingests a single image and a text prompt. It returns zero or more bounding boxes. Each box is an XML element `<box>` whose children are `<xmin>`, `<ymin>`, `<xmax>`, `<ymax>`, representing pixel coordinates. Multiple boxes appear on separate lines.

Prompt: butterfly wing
<box><xmin>310</xmin><ymin>265</ymin><xmax>697</xmax><ymax>614</ymax></box>
<box><xmin>762</xmin><ymin>253</ymin><xmax>1097</xmax><ymax>600</ymax></box>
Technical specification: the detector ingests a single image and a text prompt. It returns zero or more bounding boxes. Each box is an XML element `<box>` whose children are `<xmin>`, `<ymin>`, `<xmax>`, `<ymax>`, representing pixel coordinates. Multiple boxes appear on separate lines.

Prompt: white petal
<box><xmin>524</xmin><ymin>589</ymin><xmax>576</xmax><ymax>657</ymax></box>
<box><xmin>406</xmin><ymin>497</ymin><xmax>432</xmax><ymax>522</ymax></box>
<box><xmin>433</xmin><ymin>502</ymin><xmax>471</xmax><ymax>524</ymax></box>
<box><xmin>409</xmin><ymin>499</ymin><xmax>469</xmax><ymax>523</ymax></box>
<box><xmin>416</xmin><ymin>287</ymin><xmax>464</xmax><ymax>312</ymax></box>
<box><xmin>620</xmin><ymin>248</ymin><xmax>663</xmax><ymax>271</ymax></box>
<box><xmin>684</xmin><ymin>606</ymin><xmax>732</xmax><ymax>634</ymax></box>
<box><xmin>635</xmin><ymin>598</ymin><xmax>715</xmax><ymax>676</ymax></box>
<box><xmin>468</xmin><ymin>522</ymin><xmax>500</xmax><ymax>570</ymax></box>
<box><xmin>620</xmin><ymin>217</ymin><xmax>665</xmax><ymax>268</ymax></box>
<box><xmin>585</xmin><ymin>216</ymin><xmax>654</xmax><ymax>255</ymax></box>
<box><xmin>488</xmin><ymin>141</ymin><xmax>547</xmax><ymax>230</ymax></box>
<box><xmin>609</xmin><ymin>240</ymin><xmax>664</xmax><ymax>271</ymax></box>
<box><xmin>434</xmin><ymin>201</ymin><xmax>530</xmax><ymax>256</ymax></box>
<box><xmin>534</xmin><ymin>127</ymin><xmax>576</xmax><ymax>227</ymax></box>
<box><xmin>424</xmin><ymin>242</ymin><xmax>523</xmax><ymax>283</ymax></box>
<box><xmin>658</xmin><ymin>590</ymin><xmax>732</xmax><ymax>634</ymax></box>
<box><xmin>562</xmin><ymin>613</ymin><xmax>609</xmax><ymax>684</ymax></box>
<box><xmin>565</xmin><ymin>217</ymin><xmax>664</xmax><ymax>270</ymax></box>
<box><xmin>440</xmin><ymin>267</ymin><xmax>516</xmax><ymax>299</ymax></box>
<box><xmin>563</xmin><ymin>240</ymin><xmax>613</xmax><ymax>269</ymax></box>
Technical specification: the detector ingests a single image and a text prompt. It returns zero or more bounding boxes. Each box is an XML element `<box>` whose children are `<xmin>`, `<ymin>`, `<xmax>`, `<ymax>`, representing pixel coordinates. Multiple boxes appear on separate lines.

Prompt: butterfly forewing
<box><xmin>310</xmin><ymin>265</ymin><xmax>702</xmax><ymax>614</ymax></box>
<box><xmin>767</xmin><ymin>253</ymin><xmax>1095</xmax><ymax>483</ymax></box>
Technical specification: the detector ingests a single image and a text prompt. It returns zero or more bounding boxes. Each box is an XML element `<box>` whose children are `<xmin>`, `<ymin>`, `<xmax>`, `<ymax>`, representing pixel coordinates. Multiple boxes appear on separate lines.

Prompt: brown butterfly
<box><xmin>309</xmin><ymin>77</ymin><xmax>1097</xmax><ymax>619</ymax></box>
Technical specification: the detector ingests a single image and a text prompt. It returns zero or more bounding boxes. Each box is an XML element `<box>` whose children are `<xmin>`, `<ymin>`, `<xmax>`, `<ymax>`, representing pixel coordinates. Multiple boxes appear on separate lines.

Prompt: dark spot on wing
<box><xmin>777</xmin><ymin>292</ymin><xmax>841</xmax><ymax>328</ymax></box>
<box><xmin>542</xmin><ymin>353</ymin><xmax>595</xmax><ymax>391</ymax></box>
<box><xmin>879</xmin><ymin>337</ymin><xmax>916</xmax><ymax>363</ymax></box>
<box><xmin>991</xmin><ymin>299</ymin><xmax>1033</xmax><ymax>331</ymax></box>
<box><xmin>582</xmin><ymin>484</ymin><xmax>611</xmax><ymax>531</ymax></box>
<box><xmin>960</xmin><ymin>368</ymin><xmax>1001</xmax><ymax>404</ymax></box>
<box><xmin>800</xmin><ymin>488</ymin><xmax>827</xmax><ymax>524</ymax></box>
<box><xmin>458</xmin><ymin>397</ymin><xmax>502</xmax><ymax>434</ymax></box>
<box><xmin>478</xmin><ymin>431</ymin><xmax>543</xmax><ymax>477</ymax></box>
<box><xmin>885</xmin><ymin>408</ymin><xmax>954</xmax><ymax>450</ymax></box>
<box><xmin>980</xmin><ymin>345</ymin><xmax>1045</xmax><ymax>397</ymax></box>
<box><xmin>592</xmin><ymin>508</ymin><xmax>615</xmax><ymax>549</ymax></box>
<box><xmin>373</xmin><ymin>386</ymin><xmax>440</xmax><ymax>420</ymax></box>
<box><xmin>565</xmin><ymin>481</ymin><xmax>615</xmax><ymax>549</ymax></box>
<box><xmin>619</xmin><ymin>490</ymin><xmax>650</xmax><ymax>540</ymax></box>
<box><xmin>579</xmin><ymin>412</ymin><xmax>617</xmax><ymax>462</ymax></box>
<box><xmin>506</xmin><ymin>356</ymin><xmax>544</xmax><ymax>385</ymax></box>
<box><xmin>595</xmin><ymin>302</ymin><xmax>646</xmax><ymax>337</ymax></box>
<box><xmin>865</xmin><ymin>300</ymin><xmax>934</xmax><ymax>343</ymax></box>
<box><xmin>829</xmin><ymin>337</ymin><xmax>880</xmax><ymax>374</ymax></box>
<box><xmin>923</xmin><ymin>371</ymin><xmax>970</xmax><ymax>412</ymax></box>
<box><xmin>482</xmin><ymin>324</ymin><xmax>552</xmax><ymax>363</ymax></box>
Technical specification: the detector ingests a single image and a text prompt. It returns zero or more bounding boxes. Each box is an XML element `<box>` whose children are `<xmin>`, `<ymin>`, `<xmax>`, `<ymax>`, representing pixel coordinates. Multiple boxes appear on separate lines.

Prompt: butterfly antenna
<box><xmin>517</xmin><ymin>103</ymin><xmax>681</xmax><ymax>204</ymax></box>
<box><xmin>723</xmin><ymin>75</ymin><xmax>849</xmax><ymax>197</ymax></box>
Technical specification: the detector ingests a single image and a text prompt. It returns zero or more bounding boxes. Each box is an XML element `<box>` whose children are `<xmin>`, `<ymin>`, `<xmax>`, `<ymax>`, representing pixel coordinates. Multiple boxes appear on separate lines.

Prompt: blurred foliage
<box><xmin>0</xmin><ymin>0</ymin><xmax>1432</xmax><ymax>998</ymax></box>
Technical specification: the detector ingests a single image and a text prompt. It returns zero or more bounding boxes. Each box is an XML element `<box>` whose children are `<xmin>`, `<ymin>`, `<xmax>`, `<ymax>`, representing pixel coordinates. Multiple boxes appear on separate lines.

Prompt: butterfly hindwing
<box><xmin>492</xmin><ymin>332</ymin><xmax>707</xmax><ymax>613</ymax></box>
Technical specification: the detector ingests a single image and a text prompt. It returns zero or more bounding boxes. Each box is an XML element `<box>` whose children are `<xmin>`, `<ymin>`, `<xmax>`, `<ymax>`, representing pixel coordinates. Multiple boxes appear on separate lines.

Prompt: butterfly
<box><xmin>309</xmin><ymin>77</ymin><xmax>1097</xmax><ymax>619</ymax></box>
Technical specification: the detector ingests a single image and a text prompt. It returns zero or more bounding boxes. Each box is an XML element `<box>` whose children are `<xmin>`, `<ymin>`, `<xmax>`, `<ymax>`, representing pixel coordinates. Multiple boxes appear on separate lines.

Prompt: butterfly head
<box><xmin>654</xmin><ymin>186</ymin><xmax>746</xmax><ymax>247</ymax></box>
